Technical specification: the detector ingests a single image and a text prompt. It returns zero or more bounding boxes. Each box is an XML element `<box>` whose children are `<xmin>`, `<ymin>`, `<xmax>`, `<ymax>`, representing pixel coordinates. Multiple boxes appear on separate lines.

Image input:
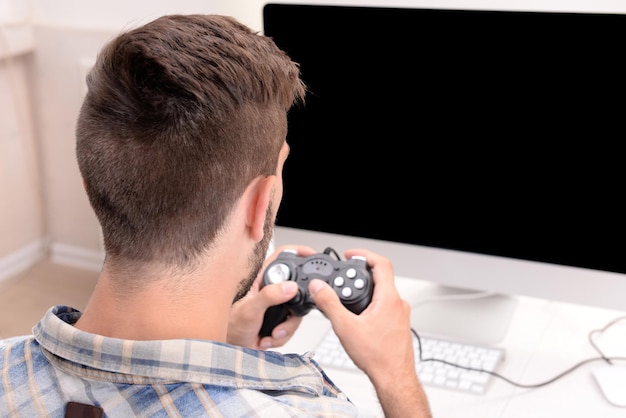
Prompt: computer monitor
<box><xmin>263</xmin><ymin>3</ymin><xmax>626</xmax><ymax>344</ymax></box>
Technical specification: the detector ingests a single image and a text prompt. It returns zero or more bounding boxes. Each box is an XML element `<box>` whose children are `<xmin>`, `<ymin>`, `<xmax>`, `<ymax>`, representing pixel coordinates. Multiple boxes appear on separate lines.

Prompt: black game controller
<box><xmin>258</xmin><ymin>248</ymin><xmax>374</xmax><ymax>337</ymax></box>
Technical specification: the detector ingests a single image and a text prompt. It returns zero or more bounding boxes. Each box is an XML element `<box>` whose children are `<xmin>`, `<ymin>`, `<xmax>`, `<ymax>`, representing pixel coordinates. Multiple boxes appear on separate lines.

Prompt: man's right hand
<box><xmin>308</xmin><ymin>248</ymin><xmax>432</xmax><ymax>418</ymax></box>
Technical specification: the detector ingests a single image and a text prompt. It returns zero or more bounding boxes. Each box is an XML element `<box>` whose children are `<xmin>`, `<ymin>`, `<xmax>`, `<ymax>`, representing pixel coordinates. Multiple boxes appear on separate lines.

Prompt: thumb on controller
<box><xmin>309</xmin><ymin>279</ymin><xmax>343</xmax><ymax>319</ymax></box>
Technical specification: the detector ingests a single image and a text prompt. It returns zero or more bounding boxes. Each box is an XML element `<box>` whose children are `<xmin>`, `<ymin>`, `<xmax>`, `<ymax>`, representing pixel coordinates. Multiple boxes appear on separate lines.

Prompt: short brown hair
<box><xmin>76</xmin><ymin>14</ymin><xmax>305</xmax><ymax>268</ymax></box>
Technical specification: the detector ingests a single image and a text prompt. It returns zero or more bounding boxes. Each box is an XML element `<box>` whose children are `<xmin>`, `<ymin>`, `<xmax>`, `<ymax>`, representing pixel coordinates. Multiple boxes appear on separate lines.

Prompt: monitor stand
<box><xmin>409</xmin><ymin>284</ymin><xmax>519</xmax><ymax>346</ymax></box>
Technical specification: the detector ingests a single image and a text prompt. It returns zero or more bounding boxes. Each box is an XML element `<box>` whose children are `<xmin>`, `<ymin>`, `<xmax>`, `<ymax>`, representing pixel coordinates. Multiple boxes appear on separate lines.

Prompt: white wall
<box><xmin>0</xmin><ymin>0</ymin><xmax>29</xmax><ymax>24</ymax></box>
<box><xmin>2</xmin><ymin>0</ymin><xmax>626</xmax><ymax>279</ymax></box>
<box><xmin>32</xmin><ymin>0</ymin><xmax>217</xmax><ymax>30</ymax></box>
<box><xmin>0</xmin><ymin>0</ymin><xmax>42</xmax><ymax>280</ymax></box>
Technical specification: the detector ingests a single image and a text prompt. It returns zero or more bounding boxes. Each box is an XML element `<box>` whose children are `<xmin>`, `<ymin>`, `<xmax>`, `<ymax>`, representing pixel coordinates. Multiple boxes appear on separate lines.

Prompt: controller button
<box><xmin>354</xmin><ymin>278</ymin><xmax>365</xmax><ymax>289</ymax></box>
<box><xmin>334</xmin><ymin>276</ymin><xmax>345</xmax><ymax>287</ymax></box>
<box><xmin>267</xmin><ymin>263</ymin><xmax>291</xmax><ymax>284</ymax></box>
<box><xmin>346</xmin><ymin>268</ymin><xmax>357</xmax><ymax>279</ymax></box>
<box><xmin>341</xmin><ymin>287</ymin><xmax>353</xmax><ymax>298</ymax></box>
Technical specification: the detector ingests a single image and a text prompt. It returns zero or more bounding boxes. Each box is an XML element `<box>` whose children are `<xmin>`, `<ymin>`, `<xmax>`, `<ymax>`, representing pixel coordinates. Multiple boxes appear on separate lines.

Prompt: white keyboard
<box><xmin>313</xmin><ymin>329</ymin><xmax>505</xmax><ymax>395</ymax></box>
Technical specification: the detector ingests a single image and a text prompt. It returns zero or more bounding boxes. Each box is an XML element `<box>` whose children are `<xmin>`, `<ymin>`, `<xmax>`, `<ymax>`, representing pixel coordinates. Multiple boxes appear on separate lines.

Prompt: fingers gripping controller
<box><xmin>258</xmin><ymin>249</ymin><xmax>374</xmax><ymax>337</ymax></box>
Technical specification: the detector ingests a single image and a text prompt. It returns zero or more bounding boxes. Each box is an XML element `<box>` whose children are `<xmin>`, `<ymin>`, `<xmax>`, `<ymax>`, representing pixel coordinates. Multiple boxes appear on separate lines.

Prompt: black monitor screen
<box><xmin>263</xmin><ymin>4</ymin><xmax>626</xmax><ymax>275</ymax></box>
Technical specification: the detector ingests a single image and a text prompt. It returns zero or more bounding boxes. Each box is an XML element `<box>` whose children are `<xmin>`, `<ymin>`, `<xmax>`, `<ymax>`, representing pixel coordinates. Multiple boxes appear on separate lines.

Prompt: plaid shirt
<box><xmin>0</xmin><ymin>306</ymin><xmax>365</xmax><ymax>417</ymax></box>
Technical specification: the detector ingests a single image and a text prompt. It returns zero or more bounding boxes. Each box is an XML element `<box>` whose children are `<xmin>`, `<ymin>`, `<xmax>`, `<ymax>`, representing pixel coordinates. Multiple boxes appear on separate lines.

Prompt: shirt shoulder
<box><xmin>1</xmin><ymin>306</ymin><xmax>372</xmax><ymax>417</ymax></box>
<box><xmin>0</xmin><ymin>334</ymin><xmax>36</xmax><ymax>360</ymax></box>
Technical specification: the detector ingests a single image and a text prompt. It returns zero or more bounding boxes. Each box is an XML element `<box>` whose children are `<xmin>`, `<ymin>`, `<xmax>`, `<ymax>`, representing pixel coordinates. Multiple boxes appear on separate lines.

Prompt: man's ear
<box><xmin>247</xmin><ymin>175</ymin><xmax>277</xmax><ymax>242</ymax></box>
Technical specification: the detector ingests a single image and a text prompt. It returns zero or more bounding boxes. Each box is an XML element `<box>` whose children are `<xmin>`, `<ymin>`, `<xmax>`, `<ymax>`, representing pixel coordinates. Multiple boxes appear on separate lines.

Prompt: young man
<box><xmin>0</xmin><ymin>14</ymin><xmax>431</xmax><ymax>417</ymax></box>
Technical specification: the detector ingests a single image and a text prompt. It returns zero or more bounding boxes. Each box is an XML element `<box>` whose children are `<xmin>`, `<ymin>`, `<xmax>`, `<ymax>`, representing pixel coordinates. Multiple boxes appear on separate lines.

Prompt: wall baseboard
<box><xmin>0</xmin><ymin>240</ymin><xmax>46</xmax><ymax>283</ymax></box>
<box><xmin>50</xmin><ymin>242</ymin><xmax>104</xmax><ymax>272</ymax></box>
<box><xmin>0</xmin><ymin>241</ymin><xmax>104</xmax><ymax>284</ymax></box>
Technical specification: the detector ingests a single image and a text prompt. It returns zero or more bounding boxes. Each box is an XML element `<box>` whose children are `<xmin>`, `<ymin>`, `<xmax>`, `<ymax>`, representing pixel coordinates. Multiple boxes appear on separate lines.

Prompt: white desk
<box><xmin>275</xmin><ymin>276</ymin><xmax>626</xmax><ymax>418</ymax></box>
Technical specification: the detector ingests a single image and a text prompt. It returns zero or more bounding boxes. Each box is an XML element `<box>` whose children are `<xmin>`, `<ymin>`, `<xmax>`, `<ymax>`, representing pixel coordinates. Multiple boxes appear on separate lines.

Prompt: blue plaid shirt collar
<box><xmin>33</xmin><ymin>305</ymin><xmax>327</xmax><ymax>395</ymax></box>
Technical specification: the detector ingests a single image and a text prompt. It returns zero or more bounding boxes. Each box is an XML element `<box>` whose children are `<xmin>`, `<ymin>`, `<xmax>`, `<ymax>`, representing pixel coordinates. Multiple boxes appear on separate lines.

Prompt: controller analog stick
<box><xmin>266</xmin><ymin>263</ymin><xmax>291</xmax><ymax>284</ymax></box>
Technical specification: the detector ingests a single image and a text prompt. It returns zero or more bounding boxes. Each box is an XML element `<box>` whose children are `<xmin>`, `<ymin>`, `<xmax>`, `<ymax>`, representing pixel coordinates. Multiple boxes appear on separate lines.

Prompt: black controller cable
<box><xmin>411</xmin><ymin>315</ymin><xmax>626</xmax><ymax>389</ymax></box>
<box><xmin>316</xmin><ymin>248</ymin><xmax>626</xmax><ymax>387</ymax></box>
<box><xmin>322</xmin><ymin>247</ymin><xmax>341</xmax><ymax>260</ymax></box>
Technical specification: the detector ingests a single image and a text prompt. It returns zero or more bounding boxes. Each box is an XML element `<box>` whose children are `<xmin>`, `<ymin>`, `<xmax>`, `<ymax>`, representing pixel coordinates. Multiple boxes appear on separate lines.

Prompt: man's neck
<box><xmin>74</xmin><ymin>268</ymin><xmax>235</xmax><ymax>341</ymax></box>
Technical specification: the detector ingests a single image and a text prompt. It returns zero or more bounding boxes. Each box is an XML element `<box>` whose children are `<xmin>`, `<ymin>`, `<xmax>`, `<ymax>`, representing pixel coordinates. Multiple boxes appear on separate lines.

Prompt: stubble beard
<box><xmin>232</xmin><ymin>202</ymin><xmax>275</xmax><ymax>303</ymax></box>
